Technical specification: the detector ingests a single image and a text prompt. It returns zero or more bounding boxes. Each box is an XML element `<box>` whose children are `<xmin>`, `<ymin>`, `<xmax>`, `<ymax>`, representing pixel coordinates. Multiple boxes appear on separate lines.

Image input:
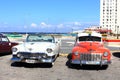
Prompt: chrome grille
<box><xmin>80</xmin><ymin>53</ymin><xmax>102</xmax><ymax>61</ymax></box>
<box><xmin>17</xmin><ymin>52</ymin><xmax>47</xmax><ymax>59</ymax></box>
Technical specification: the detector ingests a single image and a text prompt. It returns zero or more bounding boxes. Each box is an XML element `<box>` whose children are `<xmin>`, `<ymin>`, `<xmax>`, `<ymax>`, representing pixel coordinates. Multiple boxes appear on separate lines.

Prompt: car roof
<box><xmin>0</xmin><ymin>33</ymin><xmax>6</xmax><ymax>37</ymax></box>
<box><xmin>77</xmin><ymin>32</ymin><xmax>102</xmax><ymax>38</ymax></box>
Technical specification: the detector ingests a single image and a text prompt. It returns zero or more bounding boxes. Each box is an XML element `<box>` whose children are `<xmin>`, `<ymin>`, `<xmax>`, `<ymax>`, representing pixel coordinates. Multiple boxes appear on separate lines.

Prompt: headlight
<box><xmin>17</xmin><ymin>53</ymin><xmax>24</xmax><ymax>58</ymax></box>
<box><xmin>74</xmin><ymin>52</ymin><xmax>79</xmax><ymax>55</ymax></box>
<box><xmin>12</xmin><ymin>48</ymin><xmax>18</xmax><ymax>52</ymax></box>
<box><xmin>46</xmin><ymin>48</ymin><xmax>53</xmax><ymax>53</ymax></box>
<box><xmin>17</xmin><ymin>53</ymin><xmax>21</xmax><ymax>57</ymax></box>
<box><xmin>103</xmin><ymin>52</ymin><xmax>108</xmax><ymax>57</ymax></box>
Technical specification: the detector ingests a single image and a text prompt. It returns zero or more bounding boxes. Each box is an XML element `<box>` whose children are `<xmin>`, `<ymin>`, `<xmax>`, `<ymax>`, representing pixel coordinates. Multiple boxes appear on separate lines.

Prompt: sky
<box><xmin>0</xmin><ymin>0</ymin><xmax>100</xmax><ymax>33</ymax></box>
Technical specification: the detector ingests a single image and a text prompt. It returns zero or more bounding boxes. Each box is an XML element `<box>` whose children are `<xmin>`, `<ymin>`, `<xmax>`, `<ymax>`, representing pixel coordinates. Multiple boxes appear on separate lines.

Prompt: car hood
<box><xmin>76</xmin><ymin>42</ymin><xmax>104</xmax><ymax>51</ymax></box>
<box><xmin>15</xmin><ymin>42</ymin><xmax>55</xmax><ymax>52</ymax></box>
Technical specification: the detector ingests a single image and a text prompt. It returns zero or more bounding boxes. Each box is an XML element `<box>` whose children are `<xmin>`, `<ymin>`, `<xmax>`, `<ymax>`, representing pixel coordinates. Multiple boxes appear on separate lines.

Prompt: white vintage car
<box><xmin>11</xmin><ymin>34</ymin><xmax>61</xmax><ymax>66</ymax></box>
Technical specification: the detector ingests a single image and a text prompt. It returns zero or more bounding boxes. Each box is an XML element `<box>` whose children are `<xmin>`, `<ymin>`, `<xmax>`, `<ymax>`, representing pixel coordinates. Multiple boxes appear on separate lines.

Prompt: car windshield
<box><xmin>26</xmin><ymin>34</ymin><xmax>54</xmax><ymax>42</ymax></box>
<box><xmin>1</xmin><ymin>36</ymin><xmax>9</xmax><ymax>42</ymax></box>
<box><xmin>78</xmin><ymin>36</ymin><xmax>101</xmax><ymax>42</ymax></box>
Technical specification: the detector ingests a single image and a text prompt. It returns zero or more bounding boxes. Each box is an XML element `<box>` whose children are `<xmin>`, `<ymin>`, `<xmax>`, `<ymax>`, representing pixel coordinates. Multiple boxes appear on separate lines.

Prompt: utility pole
<box><xmin>117</xmin><ymin>26</ymin><xmax>119</xmax><ymax>39</ymax></box>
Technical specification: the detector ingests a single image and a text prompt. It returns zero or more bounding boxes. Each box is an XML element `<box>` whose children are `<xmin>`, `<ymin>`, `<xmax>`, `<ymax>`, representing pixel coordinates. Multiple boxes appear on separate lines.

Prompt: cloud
<box><xmin>74</xmin><ymin>22</ymin><xmax>81</xmax><ymax>26</ymax></box>
<box><xmin>28</xmin><ymin>21</ymin><xmax>82</xmax><ymax>30</ymax></box>
<box><xmin>40</xmin><ymin>22</ymin><xmax>47</xmax><ymax>26</ymax></box>
<box><xmin>26</xmin><ymin>21</ymin><xmax>98</xmax><ymax>32</ymax></box>
<box><xmin>40</xmin><ymin>22</ymin><xmax>52</xmax><ymax>28</ymax></box>
<box><xmin>57</xmin><ymin>22</ymin><xmax>82</xmax><ymax>29</ymax></box>
<box><xmin>0</xmin><ymin>22</ymin><xmax>8</xmax><ymax>28</ymax></box>
<box><xmin>31</xmin><ymin>23</ymin><xmax>37</xmax><ymax>28</ymax></box>
<box><xmin>57</xmin><ymin>24</ymin><xmax>64</xmax><ymax>28</ymax></box>
<box><xmin>0</xmin><ymin>21</ymin><xmax>99</xmax><ymax>32</ymax></box>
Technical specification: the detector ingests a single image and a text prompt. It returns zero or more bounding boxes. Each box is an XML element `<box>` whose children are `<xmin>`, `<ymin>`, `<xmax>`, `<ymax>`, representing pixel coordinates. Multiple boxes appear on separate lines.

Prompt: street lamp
<box><xmin>117</xmin><ymin>26</ymin><xmax>119</xmax><ymax>39</ymax></box>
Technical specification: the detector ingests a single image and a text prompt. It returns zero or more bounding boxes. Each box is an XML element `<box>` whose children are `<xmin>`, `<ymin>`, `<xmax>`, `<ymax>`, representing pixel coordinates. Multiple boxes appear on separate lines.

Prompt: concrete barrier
<box><xmin>103</xmin><ymin>39</ymin><xmax>120</xmax><ymax>46</ymax></box>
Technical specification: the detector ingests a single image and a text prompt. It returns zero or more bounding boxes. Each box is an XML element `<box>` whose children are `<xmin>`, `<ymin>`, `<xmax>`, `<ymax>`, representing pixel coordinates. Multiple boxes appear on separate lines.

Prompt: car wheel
<box><xmin>57</xmin><ymin>53</ymin><xmax>59</xmax><ymax>57</ymax></box>
<box><xmin>48</xmin><ymin>62</ymin><xmax>54</xmax><ymax>67</ymax></box>
<box><xmin>101</xmin><ymin>65</ymin><xmax>108</xmax><ymax>70</ymax></box>
<box><xmin>11</xmin><ymin>62</ymin><xmax>21</xmax><ymax>67</ymax></box>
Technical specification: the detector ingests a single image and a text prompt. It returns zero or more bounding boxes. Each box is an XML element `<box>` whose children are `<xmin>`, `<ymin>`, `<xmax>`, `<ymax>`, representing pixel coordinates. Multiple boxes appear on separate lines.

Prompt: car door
<box><xmin>0</xmin><ymin>35</ymin><xmax>3</xmax><ymax>52</ymax></box>
<box><xmin>54</xmin><ymin>38</ymin><xmax>60</xmax><ymax>54</ymax></box>
<box><xmin>0</xmin><ymin>36</ymin><xmax>11</xmax><ymax>53</ymax></box>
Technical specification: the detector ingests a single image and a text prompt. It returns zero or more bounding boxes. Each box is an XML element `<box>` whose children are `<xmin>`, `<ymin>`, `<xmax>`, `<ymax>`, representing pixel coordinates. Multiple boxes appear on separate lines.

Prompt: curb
<box><xmin>111</xmin><ymin>51</ymin><xmax>120</xmax><ymax>53</ymax></box>
<box><xmin>59</xmin><ymin>53</ymin><xmax>68</xmax><ymax>57</ymax></box>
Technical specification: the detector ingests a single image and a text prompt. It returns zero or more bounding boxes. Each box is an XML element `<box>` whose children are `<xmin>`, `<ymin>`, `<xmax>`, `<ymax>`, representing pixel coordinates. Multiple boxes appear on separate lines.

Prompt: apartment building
<box><xmin>100</xmin><ymin>0</ymin><xmax>120</xmax><ymax>34</ymax></box>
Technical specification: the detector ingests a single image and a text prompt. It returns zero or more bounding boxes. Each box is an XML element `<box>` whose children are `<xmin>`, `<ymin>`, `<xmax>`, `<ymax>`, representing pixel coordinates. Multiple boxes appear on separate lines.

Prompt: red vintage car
<box><xmin>70</xmin><ymin>32</ymin><xmax>111</xmax><ymax>67</ymax></box>
<box><xmin>0</xmin><ymin>33</ymin><xmax>18</xmax><ymax>53</ymax></box>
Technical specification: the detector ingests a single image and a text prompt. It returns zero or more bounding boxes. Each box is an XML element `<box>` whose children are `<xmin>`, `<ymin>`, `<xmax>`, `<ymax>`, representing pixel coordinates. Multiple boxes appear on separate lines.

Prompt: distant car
<box><xmin>70</xmin><ymin>32</ymin><xmax>111</xmax><ymax>67</ymax></box>
<box><xmin>11</xmin><ymin>34</ymin><xmax>60</xmax><ymax>66</ymax></box>
<box><xmin>0</xmin><ymin>33</ymin><xmax>18</xmax><ymax>54</ymax></box>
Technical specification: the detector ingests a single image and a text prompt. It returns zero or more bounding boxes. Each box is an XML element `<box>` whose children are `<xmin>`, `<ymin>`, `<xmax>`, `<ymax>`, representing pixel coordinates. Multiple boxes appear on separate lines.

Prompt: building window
<box><xmin>106</xmin><ymin>25</ymin><xmax>108</xmax><ymax>28</ymax></box>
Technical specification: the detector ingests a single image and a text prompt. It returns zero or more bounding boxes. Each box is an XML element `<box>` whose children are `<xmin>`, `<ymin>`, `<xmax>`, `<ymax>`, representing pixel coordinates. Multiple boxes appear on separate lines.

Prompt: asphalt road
<box><xmin>0</xmin><ymin>38</ymin><xmax>120</xmax><ymax>80</ymax></box>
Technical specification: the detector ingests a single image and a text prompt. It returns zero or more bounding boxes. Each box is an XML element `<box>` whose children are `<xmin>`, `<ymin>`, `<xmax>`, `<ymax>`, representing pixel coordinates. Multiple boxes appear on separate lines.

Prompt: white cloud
<box><xmin>74</xmin><ymin>22</ymin><xmax>81</xmax><ymax>26</ymax></box>
<box><xmin>57</xmin><ymin>24</ymin><xmax>64</xmax><ymax>28</ymax></box>
<box><xmin>31</xmin><ymin>23</ymin><xmax>37</xmax><ymax>28</ymax></box>
<box><xmin>58</xmin><ymin>22</ymin><xmax>81</xmax><ymax>28</ymax></box>
<box><xmin>0</xmin><ymin>22</ymin><xmax>8</xmax><ymax>28</ymax></box>
<box><xmin>63</xmin><ymin>22</ymin><xmax>82</xmax><ymax>30</ymax></box>
<box><xmin>27</xmin><ymin>21</ymin><xmax>83</xmax><ymax>32</ymax></box>
<box><xmin>72</xmin><ymin>26</ymin><xmax>80</xmax><ymax>30</ymax></box>
<box><xmin>40</xmin><ymin>22</ymin><xmax>52</xmax><ymax>28</ymax></box>
<box><xmin>40</xmin><ymin>22</ymin><xmax>47</xmax><ymax>26</ymax></box>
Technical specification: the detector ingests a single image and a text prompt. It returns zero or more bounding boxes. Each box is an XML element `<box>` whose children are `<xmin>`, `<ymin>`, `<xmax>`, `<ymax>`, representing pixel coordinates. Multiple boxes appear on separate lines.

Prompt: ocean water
<box><xmin>2</xmin><ymin>32</ymin><xmax>77</xmax><ymax>38</ymax></box>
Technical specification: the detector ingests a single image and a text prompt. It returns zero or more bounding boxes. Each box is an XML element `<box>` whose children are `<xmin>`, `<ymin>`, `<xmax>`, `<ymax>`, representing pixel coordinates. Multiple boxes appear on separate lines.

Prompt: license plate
<box><xmin>26</xmin><ymin>60</ymin><xmax>36</xmax><ymax>63</ymax></box>
<box><xmin>86</xmin><ymin>61</ymin><xmax>100</xmax><ymax>64</ymax></box>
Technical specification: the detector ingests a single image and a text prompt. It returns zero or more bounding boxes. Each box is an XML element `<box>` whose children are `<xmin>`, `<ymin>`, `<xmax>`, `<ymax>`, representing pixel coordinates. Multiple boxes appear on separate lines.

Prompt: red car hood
<box><xmin>76</xmin><ymin>42</ymin><xmax>103</xmax><ymax>51</ymax></box>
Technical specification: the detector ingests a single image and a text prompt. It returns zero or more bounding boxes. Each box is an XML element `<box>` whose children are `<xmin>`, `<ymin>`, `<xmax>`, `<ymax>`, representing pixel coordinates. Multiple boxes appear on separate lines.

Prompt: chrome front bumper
<box><xmin>71</xmin><ymin>60</ymin><xmax>111</xmax><ymax>66</ymax></box>
<box><xmin>11</xmin><ymin>56</ymin><xmax>54</xmax><ymax>64</ymax></box>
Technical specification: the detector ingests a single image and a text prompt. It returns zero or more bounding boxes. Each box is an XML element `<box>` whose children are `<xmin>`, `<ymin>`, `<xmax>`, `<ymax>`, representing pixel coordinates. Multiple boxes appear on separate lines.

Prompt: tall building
<box><xmin>100</xmin><ymin>0</ymin><xmax>120</xmax><ymax>34</ymax></box>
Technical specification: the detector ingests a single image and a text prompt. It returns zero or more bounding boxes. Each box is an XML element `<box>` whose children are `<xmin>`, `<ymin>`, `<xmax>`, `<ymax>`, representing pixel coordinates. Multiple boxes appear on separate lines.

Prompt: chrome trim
<box><xmin>80</xmin><ymin>53</ymin><xmax>102</xmax><ymax>61</ymax></box>
<box><xmin>17</xmin><ymin>52</ymin><xmax>48</xmax><ymax>59</ymax></box>
<box><xmin>71</xmin><ymin>60</ymin><xmax>111</xmax><ymax>65</ymax></box>
<box><xmin>11</xmin><ymin>53</ymin><xmax>55</xmax><ymax>63</ymax></box>
<box><xmin>11</xmin><ymin>56</ymin><xmax>54</xmax><ymax>63</ymax></box>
